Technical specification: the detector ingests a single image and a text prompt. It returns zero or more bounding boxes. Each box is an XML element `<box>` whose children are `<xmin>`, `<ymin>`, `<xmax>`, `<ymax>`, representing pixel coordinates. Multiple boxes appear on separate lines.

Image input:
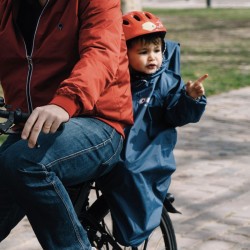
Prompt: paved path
<box><xmin>1</xmin><ymin>87</ymin><xmax>250</xmax><ymax>249</ymax></box>
<box><xmin>169</xmin><ymin>87</ymin><xmax>250</xmax><ymax>250</ymax></box>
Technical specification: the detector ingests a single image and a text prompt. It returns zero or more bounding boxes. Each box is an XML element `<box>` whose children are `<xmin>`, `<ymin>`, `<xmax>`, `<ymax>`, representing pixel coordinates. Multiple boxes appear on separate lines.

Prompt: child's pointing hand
<box><xmin>186</xmin><ymin>74</ymin><xmax>208</xmax><ymax>99</ymax></box>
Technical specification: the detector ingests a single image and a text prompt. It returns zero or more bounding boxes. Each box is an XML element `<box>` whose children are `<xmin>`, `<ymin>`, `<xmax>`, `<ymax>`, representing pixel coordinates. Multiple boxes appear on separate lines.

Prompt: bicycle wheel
<box><xmin>159</xmin><ymin>206</ymin><xmax>178</xmax><ymax>250</ymax></box>
<box><xmin>96</xmin><ymin>205</ymin><xmax>177</xmax><ymax>250</ymax></box>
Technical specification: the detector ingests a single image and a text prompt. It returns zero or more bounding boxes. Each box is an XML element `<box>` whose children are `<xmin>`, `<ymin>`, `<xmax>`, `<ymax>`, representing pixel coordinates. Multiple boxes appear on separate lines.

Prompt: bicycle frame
<box><xmin>68</xmin><ymin>182</ymin><xmax>124</xmax><ymax>249</ymax></box>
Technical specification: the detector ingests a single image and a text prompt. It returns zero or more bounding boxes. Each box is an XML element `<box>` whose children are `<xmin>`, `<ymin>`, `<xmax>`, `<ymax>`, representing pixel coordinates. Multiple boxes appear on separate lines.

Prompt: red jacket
<box><xmin>0</xmin><ymin>0</ymin><xmax>133</xmax><ymax>136</ymax></box>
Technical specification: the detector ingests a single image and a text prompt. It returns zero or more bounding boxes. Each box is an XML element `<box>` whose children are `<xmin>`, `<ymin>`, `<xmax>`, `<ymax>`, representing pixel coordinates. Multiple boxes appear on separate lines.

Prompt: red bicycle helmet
<box><xmin>122</xmin><ymin>11</ymin><xmax>167</xmax><ymax>41</ymax></box>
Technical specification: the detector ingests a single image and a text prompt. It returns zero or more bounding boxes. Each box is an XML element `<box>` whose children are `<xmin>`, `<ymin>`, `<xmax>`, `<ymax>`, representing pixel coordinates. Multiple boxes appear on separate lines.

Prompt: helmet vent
<box><xmin>133</xmin><ymin>15</ymin><xmax>141</xmax><ymax>22</ymax></box>
<box><xmin>145</xmin><ymin>13</ymin><xmax>152</xmax><ymax>19</ymax></box>
<box><xmin>123</xmin><ymin>20</ymin><xmax>129</xmax><ymax>26</ymax></box>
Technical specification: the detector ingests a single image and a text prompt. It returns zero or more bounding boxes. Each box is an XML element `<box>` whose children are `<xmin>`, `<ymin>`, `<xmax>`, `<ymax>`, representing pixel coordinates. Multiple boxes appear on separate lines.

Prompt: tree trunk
<box><xmin>121</xmin><ymin>0</ymin><xmax>142</xmax><ymax>14</ymax></box>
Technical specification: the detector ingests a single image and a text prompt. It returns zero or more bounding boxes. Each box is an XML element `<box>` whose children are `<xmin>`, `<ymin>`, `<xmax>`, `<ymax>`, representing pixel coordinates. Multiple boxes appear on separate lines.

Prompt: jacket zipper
<box><xmin>25</xmin><ymin>0</ymin><xmax>50</xmax><ymax>113</ymax></box>
<box><xmin>26</xmin><ymin>55</ymin><xmax>33</xmax><ymax>113</ymax></box>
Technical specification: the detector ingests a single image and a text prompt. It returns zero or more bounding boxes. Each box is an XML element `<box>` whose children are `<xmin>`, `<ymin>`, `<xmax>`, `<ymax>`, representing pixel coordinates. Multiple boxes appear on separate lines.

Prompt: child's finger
<box><xmin>194</xmin><ymin>74</ymin><xmax>208</xmax><ymax>85</ymax></box>
<box><xmin>186</xmin><ymin>80</ymin><xmax>192</xmax><ymax>90</ymax></box>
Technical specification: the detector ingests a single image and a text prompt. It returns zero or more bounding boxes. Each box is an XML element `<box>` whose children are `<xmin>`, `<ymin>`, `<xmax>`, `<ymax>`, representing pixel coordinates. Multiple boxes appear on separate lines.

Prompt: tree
<box><xmin>121</xmin><ymin>0</ymin><xmax>142</xmax><ymax>14</ymax></box>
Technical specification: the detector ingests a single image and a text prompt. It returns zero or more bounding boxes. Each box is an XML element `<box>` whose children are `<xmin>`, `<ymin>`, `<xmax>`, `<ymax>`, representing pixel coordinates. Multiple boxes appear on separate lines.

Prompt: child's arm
<box><xmin>163</xmin><ymin>73</ymin><xmax>207</xmax><ymax>127</ymax></box>
<box><xmin>185</xmin><ymin>74</ymin><xmax>208</xmax><ymax>99</ymax></box>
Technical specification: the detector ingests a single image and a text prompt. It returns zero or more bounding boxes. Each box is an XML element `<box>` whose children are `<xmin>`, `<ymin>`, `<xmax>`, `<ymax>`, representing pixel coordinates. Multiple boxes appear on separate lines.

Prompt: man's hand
<box><xmin>21</xmin><ymin>104</ymin><xmax>69</xmax><ymax>148</ymax></box>
<box><xmin>186</xmin><ymin>74</ymin><xmax>208</xmax><ymax>99</ymax></box>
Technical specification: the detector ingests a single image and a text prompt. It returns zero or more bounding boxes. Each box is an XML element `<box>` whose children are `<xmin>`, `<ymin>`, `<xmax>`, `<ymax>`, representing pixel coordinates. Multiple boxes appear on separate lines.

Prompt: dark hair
<box><xmin>126</xmin><ymin>33</ymin><xmax>164</xmax><ymax>51</ymax></box>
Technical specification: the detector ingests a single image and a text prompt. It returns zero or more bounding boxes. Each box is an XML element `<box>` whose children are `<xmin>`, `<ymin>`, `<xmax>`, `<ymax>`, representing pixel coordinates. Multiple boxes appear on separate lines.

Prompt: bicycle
<box><xmin>0</xmin><ymin>97</ymin><xmax>180</xmax><ymax>250</ymax></box>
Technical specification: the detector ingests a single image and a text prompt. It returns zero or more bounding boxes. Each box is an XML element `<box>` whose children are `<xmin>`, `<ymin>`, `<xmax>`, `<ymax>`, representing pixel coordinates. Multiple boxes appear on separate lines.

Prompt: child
<box><xmin>99</xmin><ymin>11</ymin><xmax>207</xmax><ymax>247</ymax></box>
<box><xmin>125</xmin><ymin>12</ymin><xmax>207</xmax><ymax>99</ymax></box>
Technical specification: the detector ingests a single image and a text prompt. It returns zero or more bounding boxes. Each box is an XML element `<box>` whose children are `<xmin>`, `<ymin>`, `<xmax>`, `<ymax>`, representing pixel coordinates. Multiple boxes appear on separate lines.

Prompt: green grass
<box><xmin>144</xmin><ymin>8</ymin><xmax>250</xmax><ymax>96</ymax></box>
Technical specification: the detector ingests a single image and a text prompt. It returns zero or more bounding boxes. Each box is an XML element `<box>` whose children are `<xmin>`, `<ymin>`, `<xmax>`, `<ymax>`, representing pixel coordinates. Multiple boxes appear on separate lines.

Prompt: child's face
<box><xmin>127</xmin><ymin>40</ymin><xmax>163</xmax><ymax>75</ymax></box>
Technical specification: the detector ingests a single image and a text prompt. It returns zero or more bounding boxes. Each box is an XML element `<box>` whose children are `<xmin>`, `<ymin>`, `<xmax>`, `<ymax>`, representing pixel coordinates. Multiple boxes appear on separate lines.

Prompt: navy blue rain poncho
<box><xmin>99</xmin><ymin>40</ymin><xmax>207</xmax><ymax>247</ymax></box>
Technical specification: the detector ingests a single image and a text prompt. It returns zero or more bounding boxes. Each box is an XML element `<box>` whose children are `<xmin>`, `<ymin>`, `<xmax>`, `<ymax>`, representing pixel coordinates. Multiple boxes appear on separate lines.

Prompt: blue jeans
<box><xmin>0</xmin><ymin>117</ymin><xmax>123</xmax><ymax>250</ymax></box>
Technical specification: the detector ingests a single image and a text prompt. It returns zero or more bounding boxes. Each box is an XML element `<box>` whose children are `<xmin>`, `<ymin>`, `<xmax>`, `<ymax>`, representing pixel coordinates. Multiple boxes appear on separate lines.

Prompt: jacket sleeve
<box><xmin>51</xmin><ymin>0</ymin><xmax>123</xmax><ymax>116</ymax></box>
<box><xmin>164</xmin><ymin>84</ymin><xmax>207</xmax><ymax>127</ymax></box>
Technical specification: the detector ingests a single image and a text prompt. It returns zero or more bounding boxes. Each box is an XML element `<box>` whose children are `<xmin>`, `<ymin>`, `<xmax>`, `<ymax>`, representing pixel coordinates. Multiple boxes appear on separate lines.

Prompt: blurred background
<box><xmin>142</xmin><ymin>0</ymin><xmax>250</xmax><ymax>9</ymax></box>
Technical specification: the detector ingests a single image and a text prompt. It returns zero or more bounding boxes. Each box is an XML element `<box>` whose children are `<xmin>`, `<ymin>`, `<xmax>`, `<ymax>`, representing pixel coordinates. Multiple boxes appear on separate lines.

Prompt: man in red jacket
<box><xmin>0</xmin><ymin>0</ymin><xmax>133</xmax><ymax>249</ymax></box>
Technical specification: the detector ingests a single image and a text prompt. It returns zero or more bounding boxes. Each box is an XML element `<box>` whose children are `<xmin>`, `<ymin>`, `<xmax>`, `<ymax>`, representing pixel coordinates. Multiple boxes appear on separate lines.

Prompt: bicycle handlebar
<box><xmin>0</xmin><ymin>109</ymin><xmax>29</xmax><ymax>122</ymax></box>
<box><xmin>0</xmin><ymin>97</ymin><xmax>64</xmax><ymax>134</ymax></box>
<box><xmin>0</xmin><ymin>97</ymin><xmax>30</xmax><ymax>134</ymax></box>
